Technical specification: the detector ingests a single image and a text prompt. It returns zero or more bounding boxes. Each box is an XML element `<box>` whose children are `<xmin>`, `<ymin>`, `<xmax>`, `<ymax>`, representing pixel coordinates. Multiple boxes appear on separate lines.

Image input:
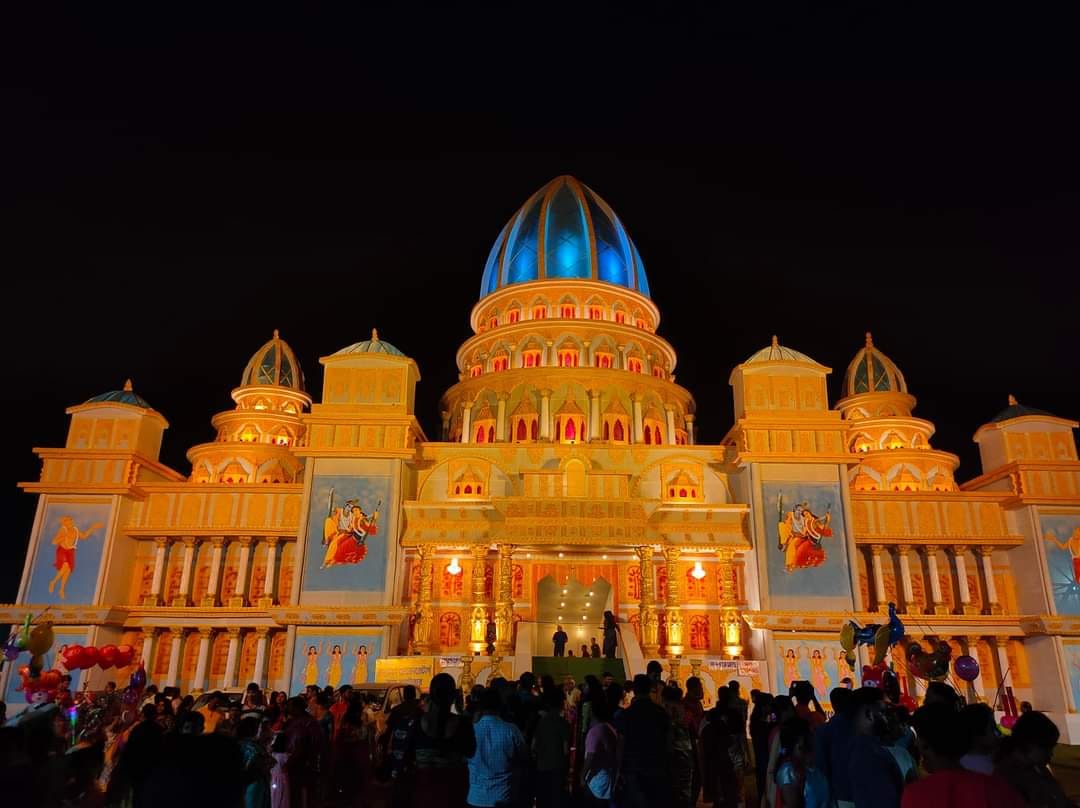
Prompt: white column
<box><xmin>925</xmin><ymin>547</ymin><xmax>946</xmax><ymax>614</ymax></box>
<box><xmin>204</xmin><ymin>537</ymin><xmax>225</xmax><ymax>607</ymax></box>
<box><xmin>994</xmin><ymin>637</ymin><xmax>1012</xmax><ymax>702</ymax></box>
<box><xmin>495</xmin><ymin>394</ymin><xmax>508</xmax><ymax>442</ymax></box>
<box><xmin>665</xmin><ymin>405</ymin><xmax>677</xmax><ymax>445</ymax></box>
<box><xmin>192</xmin><ymin>628</ymin><xmax>212</xmax><ymax>693</ymax></box>
<box><xmin>260</xmin><ymin>538</ymin><xmax>278</xmax><ymax>606</ymax></box>
<box><xmin>232</xmin><ymin>537</ymin><xmax>252</xmax><ymax>606</ymax></box>
<box><xmin>253</xmin><ymin>629</ymin><xmax>270</xmax><ymax>688</ymax></box>
<box><xmin>176</xmin><ymin>537</ymin><xmax>197</xmax><ymax>605</ymax></box>
<box><xmin>685</xmin><ymin>414</ymin><xmax>696</xmax><ymax>445</ymax></box>
<box><xmin>966</xmin><ymin>637</ymin><xmax>986</xmax><ymax>702</ymax></box>
<box><xmin>631</xmin><ymin>394</ymin><xmax>644</xmax><ymax>444</ymax></box>
<box><xmin>148</xmin><ymin>538</ymin><xmax>168</xmax><ymax>605</ymax></box>
<box><xmin>589</xmin><ymin>390</ymin><xmax>601</xmax><ymax>441</ymax></box>
<box><xmin>165</xmin><ymin>628</ymin><xmax>184</xmax><ymax>688</ymax></box>
<box><xmin>897</xmin><ymin>546</ymin><xmax>915</xmax><ymax>613</ymax></box>
<box><xmin>461</xmin><ymin>402</ymin><xmax>472</xmax><ymax>444</ymax></box>
<box><xmin>952</xmin><ymin>547</ymin><xmax>973</xmax><ymax>614</ymax></box>
<box><xmin>140</xmin><ymin>628</ymin><xmax>158</xmax><ymax>671</ymax></box>
<box><xmin>540</xmin><ymin>389</ymin><xmax>552</xmax><ymax>440</ymax></box>
<box><xmin>546</xmin><ymin>340</ymin><xmax>555</xmax><ymax>367</ymax></box>
<box><xmin>871</xmin><ymin>546</ymin><xmax>887</xmax><ymax>611</ymax></box>
<box><xmin>223</xmin><ymin>628</ymin><xmax>241</xmax><ymax>688</ymax></box>
<box><xmin>979</xmin><ymin>548</ymin><xmax>1002</xmax><ymax>613</ymax></box>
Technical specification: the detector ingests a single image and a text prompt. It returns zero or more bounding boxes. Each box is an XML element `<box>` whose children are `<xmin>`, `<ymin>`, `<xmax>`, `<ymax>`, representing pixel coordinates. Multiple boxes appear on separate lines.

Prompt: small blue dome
<box><xmin>479</xmin><ymin>176</ymin><xmax>651</xmax><ymax>299</ymax></box>
<box><xmin>334</xmin><ymin>329</ymin><xmax>407</xmax><ymax>357</ymax></box>
<box><xmin>86</xmin><ymin>380</ymin><xmax>152</xmax><ymax>409</ymax></box>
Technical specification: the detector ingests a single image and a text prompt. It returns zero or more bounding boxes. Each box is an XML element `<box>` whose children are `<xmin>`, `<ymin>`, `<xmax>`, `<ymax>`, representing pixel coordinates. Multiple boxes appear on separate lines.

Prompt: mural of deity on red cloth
<box><xmin>321</xmin><ymin>488</ymin><xmax>380</xmax><ymax>569</ymax></box>
<box><xmin>776</xmin><ymin>496</ymin><xmax>832</xmax><ymax>572</ymax></box>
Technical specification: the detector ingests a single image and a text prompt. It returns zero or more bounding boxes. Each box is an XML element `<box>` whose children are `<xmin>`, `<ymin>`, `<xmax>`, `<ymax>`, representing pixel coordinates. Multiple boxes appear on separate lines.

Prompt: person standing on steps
<box><xmin>552</xmin><ymin>625</ymin><xmax>568</xmax><ymax>657</ymax></box>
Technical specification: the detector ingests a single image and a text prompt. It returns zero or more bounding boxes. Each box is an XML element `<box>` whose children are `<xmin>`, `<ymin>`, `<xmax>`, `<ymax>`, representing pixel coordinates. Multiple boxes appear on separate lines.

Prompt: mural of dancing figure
<box><xmin>48</xmin><ymin>516</ymin><xmax>104</xmax><ymax>600</ymax></box>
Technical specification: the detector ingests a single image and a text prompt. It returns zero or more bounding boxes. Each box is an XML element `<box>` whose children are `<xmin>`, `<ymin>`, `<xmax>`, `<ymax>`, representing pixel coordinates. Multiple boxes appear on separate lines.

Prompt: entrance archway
<box><xmin>536</xmin><ymin>573</ymin><xmax>612</xmax><ymax>656</ymax></box>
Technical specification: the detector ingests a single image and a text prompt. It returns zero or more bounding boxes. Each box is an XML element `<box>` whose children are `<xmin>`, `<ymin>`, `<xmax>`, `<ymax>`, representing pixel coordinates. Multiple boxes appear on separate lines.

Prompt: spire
<box><xmin>771</xmin><ymin>335</ymin><xmax>779</xmax><ymax>348</ymax></box>
<box><xmin>123</xmin><ymin>379</ymin><xmax>133</xmax><ymax>391</ymax></box>
<box><xmin>1008</xmin><ymin>394</ymin><xmax>1018</xmax><ymax>407</ymax></box>
<box><xmin>273</xmin><ymin>328</ymin><xmax>279</xmax><ymax>339</ymax></box>
<box><xmin>865</xmin><ymin>331</ymin><xmax>874</xmax><ymax>348</ymax></box>
<box><xmin>371</xmin><ymin>328</ymin><xmax>379</xmax><ymax>342</ymax></box>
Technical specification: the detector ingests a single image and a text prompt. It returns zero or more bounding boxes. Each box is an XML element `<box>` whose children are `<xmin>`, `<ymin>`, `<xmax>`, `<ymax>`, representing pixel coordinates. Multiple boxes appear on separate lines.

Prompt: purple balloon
<box><xmin>954</xmin><ymin>654</ymin><xmax>980</xmax><ymax>683</ymax></box>
<box><xmin>121</xmin><ymin>688</ymin><xmax>139</xmax><ymax>705</ymax></box>
<box><xmin>130</xmin><ymin>666</ymin><xmax>147</xmax><ymax>690</ymax></box>
<box><xmin>3</xmin><ymin>639</ymin><xmax>19</xmax><ymax>661</ymax></box>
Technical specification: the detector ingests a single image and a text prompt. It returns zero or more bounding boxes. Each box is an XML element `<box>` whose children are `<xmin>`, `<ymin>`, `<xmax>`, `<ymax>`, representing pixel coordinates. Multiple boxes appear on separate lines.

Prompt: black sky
<box><xmin>3</xmin><ymin>5</ymin><xmax>1080</xmax><ymax>603</ymax></box>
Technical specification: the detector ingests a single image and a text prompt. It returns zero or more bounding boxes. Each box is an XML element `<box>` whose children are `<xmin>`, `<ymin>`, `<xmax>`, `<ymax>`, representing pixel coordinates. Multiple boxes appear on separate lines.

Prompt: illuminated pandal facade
<box><xmin>5</xmin><ymin>176</ymin><xmax>1080</xmax><ymax>737</ymax></box>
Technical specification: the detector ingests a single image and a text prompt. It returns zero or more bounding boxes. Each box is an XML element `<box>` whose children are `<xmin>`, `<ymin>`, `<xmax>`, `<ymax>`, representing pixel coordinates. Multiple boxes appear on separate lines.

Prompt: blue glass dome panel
<box><xmin>480</xmin><ymin>220</ymin><xmax>510</xmax><ymax>296</ymax></box>
<box><xmin>586</xmin><ymin>195</ymin><xmax>631</xmax><ymax>287</ymax></box>
<box><xmin>503</xmin><ymin>195</ymin><xmax>542</xmax><ymax>285</ymax></box>
<box><xmin>632</xmin><ymin>243</ymin><xmax>650</xmax><ymax>296</ymax></box>
<box><xmin>544</xmin><ymin>184</ymin><xmax>591</xmax><ymax>280</ymax></box>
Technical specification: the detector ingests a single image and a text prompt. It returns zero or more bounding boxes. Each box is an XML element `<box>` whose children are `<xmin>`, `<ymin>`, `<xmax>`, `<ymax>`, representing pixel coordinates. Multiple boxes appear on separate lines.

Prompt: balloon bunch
<box><xmin>3</xmin><ymin>614</ymin><xmax>56</xmax><ymax>677</ymax></box>
<box><xmin>840</xmin><ymin>602</ymin><xmax>905</xmax><ymax>667</ymax></box>
<box><xmin>906</xmin><ymin>640</ymin><xmax>953</xmax><ymax>680</ymax></box>
<box><xmin>121</xmin><ymin>663</ymin><xmax>148</xmax><ymax>706</ymax></box>
<box><xmin>60</xmin><ymin>644</ymin><xmax>136</xmax><ymax>671</ymax></box>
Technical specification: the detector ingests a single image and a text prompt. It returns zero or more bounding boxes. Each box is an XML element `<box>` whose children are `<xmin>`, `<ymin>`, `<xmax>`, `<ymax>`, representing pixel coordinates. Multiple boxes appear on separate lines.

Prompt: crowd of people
<box><xmin>0</xmin><ymin>661</ymin><xmax>1076</xmax><ymax>808</ymax></box>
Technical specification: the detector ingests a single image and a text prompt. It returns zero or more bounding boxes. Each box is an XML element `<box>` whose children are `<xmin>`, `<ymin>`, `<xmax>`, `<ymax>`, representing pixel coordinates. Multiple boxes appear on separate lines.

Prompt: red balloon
<box><xmin>80</xmin><ymin>646</ymin><xmax>100</xmax><ymax>670</ymax></box>
<box><xmin>40</xmin><ymin>669</ymin><xmax>62</xmax><ymax>690</ymax></box>
<box><xmin>899</xmin><ymin>694</ymin><xmax>918</xmax><ymax>712</ymax></box>
<box><xmin>99</xmin><ymin>644</ymin><xmax>118</xmax><ymax>670</ymax></box>
<box><xmin>1001</xmin><ymin>714</ymin><xmax>1018</xmax><ymax>730</ymax></box>
<box><xmin>17</xmin><ymin>664</ymin><xmax>30</xmax><ymax>684</ymax></box>
<box><xmin>61</xmin><ymin>644</ymin><xmax>85</xmax><ymax>669</ymax></box>
<box><xmin>114</xmin><ymin>645</ymin><xmax>135</xmax><ymax>669</ymax></box>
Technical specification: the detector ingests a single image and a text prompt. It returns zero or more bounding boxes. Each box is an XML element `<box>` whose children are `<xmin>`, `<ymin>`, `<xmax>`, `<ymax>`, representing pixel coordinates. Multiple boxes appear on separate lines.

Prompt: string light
<box><xmin>691</xmin><ymin>561</ymin><xmax>707</xmax><ymax>580</ymax></box>
<box><xmin>447</xmin><ymin>557</ymin><xmax>462</xmax><ymax>575</ymax></box>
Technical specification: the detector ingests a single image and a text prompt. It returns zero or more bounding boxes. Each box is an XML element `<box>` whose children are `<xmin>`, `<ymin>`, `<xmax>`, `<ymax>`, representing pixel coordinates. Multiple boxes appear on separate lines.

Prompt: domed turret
<box><xmin>241</xmin><ymin>329</ymin><xmax>305</xmax><ymax>391</ymax></box>
<box><xmin>842</xmin><ymin>332</ymin><xmax>907</xmax><ymax>397</ymax></box>
<box><xmin>479</xmin><ymin>175</ymin><xmax>650</xmax><ymax>299</ymax></box>
<box><xmin>334</xmin><ymin>328</ymin><xmax>407</xmax><ymax>357</ymax></box>
<box><xmin>85</xmin><ymin>378</ymin><xmax>154</xmax><ymax>409</ymax></box>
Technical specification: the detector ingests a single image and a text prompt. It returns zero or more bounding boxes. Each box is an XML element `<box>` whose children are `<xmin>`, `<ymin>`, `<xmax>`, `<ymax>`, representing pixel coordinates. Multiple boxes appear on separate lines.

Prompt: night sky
<box><xmin>4</xmin><ymin>6</ymin><xmax>1079</xmax><ymax>603</ymax></box>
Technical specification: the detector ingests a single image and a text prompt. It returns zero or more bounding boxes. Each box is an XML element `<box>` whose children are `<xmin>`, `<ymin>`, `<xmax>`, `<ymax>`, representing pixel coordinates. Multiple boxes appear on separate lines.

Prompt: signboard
<box><xmin>375</xmin><ymin>656</ymin><xmax>436</xmax><ymax>689</ymax></box>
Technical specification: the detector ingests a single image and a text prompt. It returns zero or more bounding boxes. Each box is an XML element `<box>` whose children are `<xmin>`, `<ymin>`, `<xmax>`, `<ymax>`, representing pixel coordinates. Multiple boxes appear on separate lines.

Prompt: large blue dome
<box><xmin>479</xmin><ymin>176</ymin><xmax>651</xmax><ymax>299</ymax></box>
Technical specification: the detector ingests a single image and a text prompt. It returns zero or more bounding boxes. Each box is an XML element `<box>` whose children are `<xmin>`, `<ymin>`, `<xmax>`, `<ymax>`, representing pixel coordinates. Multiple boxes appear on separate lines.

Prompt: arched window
<box><xmin>560</xmin><ymin>303</ymin><xmax>576</xmax><ymax>318</ymax></box>
<box><xmin>596</xmin><ymin>352</ymin><xmax>613</xmax><ymax>368</ymax></box>
<box><xmin>565</xmin><ymin>419</ymin><xmax>576</xmax><ymax>441</ymax></box>
<box><xmin>489</xmin><ymin>316</ymin><xmax>498</xmax><ymax>330</ymax></box>
<box><xmin>614</xmin><ymin>310</ymin><xmax>626</xmax><ymax>324</ymax></box>
<box><xmin>627</xmin><ymin>566</ymin><xmax>641</xmax><ymax>600</ymax></box>
<box><xmin>475</xmin><ymin>426</ymin><xmax>486</xmax><ymax>443</ymax></box>
<box><xmin>517</xmin><ymin>420</ymin><xmax>527</xmax><ymax>441</ymax></box>
<box><xmin>644</xmin><ymin>427</ymin><xmax>652</xmax><ymax>445</ymax></box>
<box><xmin>636</xmin><ymin>318</ymin><xmax>647</xmax><ymax>329</ymax></box>
<box><xmin>439</xmin><ymin>613</ymin><xmax>462</xmax><ymax>648</ymax></box>
<box><xmin>530</xmin><ymin>419</ymin><xmax>538</xmax><ymax>440</ymax></box>
<box><xmin>604</xmin><ymin>421</ymin><xmax>610</xmax><ymax>440</ymax></box>
<box><xmin>487</xmin><ymin>426</ymin><xmax>495</xmax><ymax>443</ymax></box>
<box><xmin>652</xmin><ymin>366</ymin><xmax>664</xmax><ymax>378</ymax></box>
<box><xmin>523</xmin><ymin>349</ymin><xmax>542</xmax><ymax>367</ymax></box>
<box><xmin>492</xmin><ymin>355</ymin><xmax>509</xmax><ymax>372</ymax></box>
<box><xmin>532</xmin><ymin>305</ymin><xmax>547</xmax><ymax>319</ymax></box>
<box><xmin>627</xmin><ymin>358</ymin><xmax>643</xmax><ymax>373</ymax></box>
<box><xmin>613</xmin><ymin>420</ymin><xmax>624</xmax><ymax>441</ymax></box>
<box><xmin>512</xmin><ymin>565</ymin><xmax>524</xmax><ymax>599</ymax></box>
<box><xmin>442</xmin><ymin>566</ymin><xmax>464</xmax><ymax>597</ymax></box>
<box><xmin>507</xmin><ymin>309</ymin><xmax>520</xmax><ymax>324</ymax></box>
<box><xmin>686</xmin><ymin>568</ymin><xmax>707</xmax><ymax>599</ymax></box>
<box><xmin>470</xmin><ymin>364</ymin><xmax>483</xmax><ymax>378</ymax></box>
<box><xmin>558</xmin><ymin>349</ymin><xmax>578</xmax><ymax>367</ymax></box>
<box><xmin>589</xmin><ymin>305</ymin><xmax>604</xmax><ymax>320</ymax></box>
<box><xmin>654</xmin><ymin>426</ymin><xmax>663</xmax><ymax>444</ymax></box>
<box><xmin>555</xmin><ymin>420</ymin><xmax>561</xmax><ymax>441</ymax></box>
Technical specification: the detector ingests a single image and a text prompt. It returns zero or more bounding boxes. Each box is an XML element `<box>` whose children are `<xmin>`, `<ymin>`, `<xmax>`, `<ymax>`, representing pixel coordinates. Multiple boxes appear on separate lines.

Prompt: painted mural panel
<box><xmin>289</xmin><ymin>629</ymin><xmax>384</xmax><ymax>694</ymax></box>
<box><xmin>3</xmin><ymin>628</ymin><xmax>88</xmax><ymax>710</ymax></box>
<box><xmin>772</xmin><ymin>635</ymin><xmax>851</xmax><ymax>704</ymax></box>
<box><xmin>300</xmin><ymin>474</ymin><xmax>393</xmax><ymax>595</ymax></box>
<box><xmin>763</xmin><ymin>482</ymin><xmax>851</xmax><ymax>603</ymax></box>
<box><xmin>24</xmin><ymin>500</ymin><xmax>112</xmax><ymax>605</ymax></box>
<box><xmin>1041</xmin><ymin>514</ymin><xmax>1080</xmax><ymax>615</ymax></box>
<box><xmin>1063</xmin><ymin>642</ymin><xmax>1080</xmax><ymax>712</ymax></box>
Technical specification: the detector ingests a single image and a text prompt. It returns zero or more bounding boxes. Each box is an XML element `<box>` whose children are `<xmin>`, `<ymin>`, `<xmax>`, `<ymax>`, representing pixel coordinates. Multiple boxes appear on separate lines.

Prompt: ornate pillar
<box><xmin>923</xmin><ymin>546</ymin><xmax>948</xmax><ymax>615</ymax></box>
<box><xmin>413</xmin><ymin>546</ymin><xmax>435</xmax><ymax>654</ymax></box>
<box><xmin>539</xmin><ymin>389</ymin><xmax>552</xmax><ymax>440</ymax></box>
<box><xmin>635</xmin><ymin>546</ymin><xmax>660</xmax><ymax>657</ymax></box>
<box><xmin>978</xmin><ymin>547</ymin><xmax>1003</xmax><ymax>614</ymax></box>
<box><xmin>145</xmin><ymin>537</ymin><xmax>169</xmax><ymax>605</ymax></box>
<box><xmin>993</xmin><ymin>636</ymin><xmax>1012</xmax><ymax>701</ymax></box>
<box><xmin>685</xmin><ymin>414</ymin><xmax>696</xmax><ymax>445</ymax></box>
<box><xmin>965</xmin><ymin>636</ymin><xmax>986</xmax><ymax>702</ymax></box>
<box><xmin>191</xmin><ymin>627</ymin><xmax>213</xmax><ymax>694</ymax></box>
<box><xmin>230</xmin><ymin>536</ymin><xmax>253</xmax><ymax>607</ymax></box>
<box><xmin>589</xmin><ymin>390</ymin><xmax>602</xmax><ymax>441</ymax></box>
<box><xmin>459</xmin><ymin>654</ymin><xmax>475</xmax><ymax>691</ymax></box>
<box><xmin>663</xmin><ymin>546</ymin><xmax>684</xmax><ymax>657</ymax></box>
<box><xmin>495</xmin><ymin>393</ymin><xmax>509</xmax><ymax>442</ymax></box>
<box><xmin>494</xmin><ymin>544</ymin><xmax>515</xmax><ymax>655</ymax></box>
<box><xmin>870</xmin><ymin>546</ymin><xmax>888</xmax><ymax>611</ymax></box>
<box><xmin>140</xmin><ymin>628</ymin><xmax>159</xmax><ymax>671</ymax></box>
<box><xmin>223</xmin><ymin>628</ymin><xmax>241</xmax><ymax>689</ymax></box>
<box><xmin>253</xmin><ymin>628</ymin><xmax>270</xmax><ymax>688</ymax></box>
<box><xmin>897</xmin><ymin>545</ymin><xmax>915</xmax><ymax>613</ymax></box>
<box><xmin>664</xmin><ymin>405</ymin><xmax>677</xmax><ymax>446</ymax></box>
<box><xmin>461</xmin><ymin>402</ymin><xmax>473</xmax><ymax>444</ymax></box>
<box><xmin>631</xmin><ymin>394</ymin><xmax>645</xmax><ymax>444</ymax></box>
<box><xmin>202</xmin><ymin>536</ymin><xmax>225</xmax><ymax>607</ymax></box>
<box><xmin>174</xmin><ymin>537</ymin><xmax>197</xmax><ymax>606</ymax></box>
<box><xmin>951</xmin><ymin>547</ymin><xmax>977</xmax><ymax>615</ymax></box>
<box><xmin>717</xmin><ymin>549</ymin><xmax>742</xmax><ymax>658</ymax></box>
<box><xmin>258</xmin><ymin>537</ymin><xmax>278</xmax><ymax>608</ymax></box>
<box><xmin>165</xmin><ymin>627</ymin><xmax>184</xmax><ymax>688</ymax></box>
<box><xmin>469</xmin><ymin>544</ymin><xmax>489</xmax><ymax>653</ymax></box>
<box><xmin>545</xmin><ymin>339</ymin><xmax>555</xmax><ymax>367</ymax></box>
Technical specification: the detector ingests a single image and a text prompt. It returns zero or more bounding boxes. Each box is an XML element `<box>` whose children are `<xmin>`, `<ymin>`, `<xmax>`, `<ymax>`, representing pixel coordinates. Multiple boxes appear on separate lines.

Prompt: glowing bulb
<box><xmin>585</xmin><ymin>602</ymin><xmax>590</xmax><ymax>607</ymax></box>
<box><xmin>526</xmin><ymin>553</ymin><xmax>532</xmax><ymax>559</ymax></box>
<box><xmin>558</xmin><ymin>615</ymin><xmax>562</xmax><ymax>620</ymax></box>
<box><xmin>588</xmin><ymin>591</ymin><xmax>594</xmax><ymax>596</ymax></box>
<box><xmin>602</xmin><ymin>554</ymin><xmax>608</xmax><ymax>560</ymax></box>
<box><xmin>447</xmin><ymin>557</ymin><xmax>462</xmax><ymax>575</ymax></box>
<box><xmin>560</xmin><ymin>602</ymin><xmax>565</xmax><ymax>607</ymax></box>
<box><xmin>691</xmin><ymin>561</ymin><xmax>707</xmax><ymax>580</ymax></box>
<box><xmin>563</xmin><ymin>589</ymin><xmax>567</xmax><ymax>595</ymax></box>
<box><xmin>558</xmin><ymin>552</ymin><xmax>564</xmax><ymax>558</ymax></box>
<box><xmin>582</xmin><ymin>615</ymin><xmax>587</xmax><ymax>620</ymax></box>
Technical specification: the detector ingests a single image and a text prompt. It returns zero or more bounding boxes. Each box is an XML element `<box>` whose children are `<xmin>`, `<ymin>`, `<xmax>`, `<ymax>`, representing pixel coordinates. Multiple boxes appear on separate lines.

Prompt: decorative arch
<box><xmin>441</xmin><ymin>564</ymin><xmax>464</xmax><ymax>597</ymax></box>
<box><xmin>689</xmin><ymin>615</ymin><xmax>710</xmax><ymax>650</ymax></box>
<box><xmin>439</xmin><ymin>613</ymin><xmax>462</xmax><ymax>648</ymax></box>
<box><xmin>627</xmin><ymin>565</ymin><xmax>641</xmax><ymax>600</ymax></box>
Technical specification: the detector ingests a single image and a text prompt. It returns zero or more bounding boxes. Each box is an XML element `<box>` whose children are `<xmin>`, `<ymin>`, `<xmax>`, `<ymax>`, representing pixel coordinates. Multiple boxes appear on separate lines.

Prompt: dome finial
<box><xmin>865</xmin><ymin>331</ymin><xmax>874</xmax><ymax>348</ymax></box>
<box><xmin>123</xmin><ymin>378</ymin><xmax>133</xmax><ymax>392</ymax></box>
<box><xmin>273</xmin><ymin>328</ymin><xmax>279</xmax><ymax>339</ymax></box>
<box><xmin>371</xmin><ymin>328</ymin><xmax>379</xmax><ymax>342</ymax></box>
<box><xmin>771</xmin><ymin>335</ymin><xmax>779</xmax><ymax>348</ymax></box>
<box><xmin>1008</xmin><ymin>393</ymin><xmax>1018</xmax><ymax>407</ymax></box>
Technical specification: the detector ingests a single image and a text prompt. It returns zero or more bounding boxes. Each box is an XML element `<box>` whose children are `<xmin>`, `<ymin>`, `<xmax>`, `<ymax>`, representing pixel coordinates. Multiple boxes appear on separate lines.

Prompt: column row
<box><xmin>866</xmin><ymin>544</ymin><xmax>1003</xmax><ymax>615</ymax></box>
<box><xmin>142</xmin><ymin>535</ymin><xmax>282</xmax><ymax>608</ymax></box>
<box><xmin>138</xmin><ymin>625</ymin><xmax>279</xmax><ymax>692</ymax></box>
